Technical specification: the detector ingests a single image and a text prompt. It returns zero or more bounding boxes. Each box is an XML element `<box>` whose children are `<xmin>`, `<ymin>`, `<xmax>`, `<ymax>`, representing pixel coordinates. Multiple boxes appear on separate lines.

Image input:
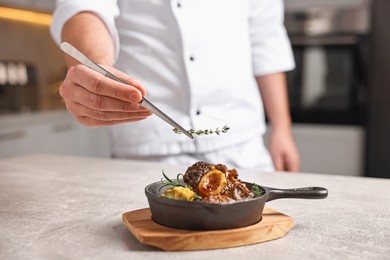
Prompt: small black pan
<box><xmin>145</xmin><ymin>182</ymin><xmax>328</xmax><ymax>230</ymax></box>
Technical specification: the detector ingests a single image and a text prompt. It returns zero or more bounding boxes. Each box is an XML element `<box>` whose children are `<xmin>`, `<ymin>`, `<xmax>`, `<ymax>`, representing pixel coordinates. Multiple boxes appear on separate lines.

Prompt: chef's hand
<box><xmin>59</xmin><ymin>64</ymin><xmax>153</xmax><ymax>127</ymax></box>
<box><xmin>268</xmin><ymin>129</ymin><xmax>300</xmax><ymax>172</ymax></box>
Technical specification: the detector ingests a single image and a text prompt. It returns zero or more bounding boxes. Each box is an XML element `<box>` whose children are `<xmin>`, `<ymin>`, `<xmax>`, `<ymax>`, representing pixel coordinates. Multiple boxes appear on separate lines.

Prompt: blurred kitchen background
<box><xmin>0</xmin><ymin>0</ymin><xmax>389</xmax><ymax>178</ymax></box>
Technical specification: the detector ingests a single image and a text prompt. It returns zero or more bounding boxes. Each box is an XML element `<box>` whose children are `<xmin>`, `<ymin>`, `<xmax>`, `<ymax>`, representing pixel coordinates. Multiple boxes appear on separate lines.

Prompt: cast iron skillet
<box><xmin>145</xmin><ymin>181</ymin><xmax>328</xmax><ymax>230</ymax></box>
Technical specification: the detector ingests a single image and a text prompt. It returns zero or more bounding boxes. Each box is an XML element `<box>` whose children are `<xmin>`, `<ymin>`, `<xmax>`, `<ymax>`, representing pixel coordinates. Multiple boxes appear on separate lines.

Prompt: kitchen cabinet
<box><xmin>366</xmin><ymin>0</ymin><xmax>390</xmax><ymax>178</ymax></box>
<box><xmin>0</xmin><ymin>110</ymin><xmax>111</xmax><ymax>158</ymax></box>
<box><xmin>265</xmin><ymin>124</ymin><xmax>364</xmax><ymax>176</ymax></box>
<box><xmin>293</xmin><ymin>124</ymin><xmax>364</xmax><ymax>176</ymax></box>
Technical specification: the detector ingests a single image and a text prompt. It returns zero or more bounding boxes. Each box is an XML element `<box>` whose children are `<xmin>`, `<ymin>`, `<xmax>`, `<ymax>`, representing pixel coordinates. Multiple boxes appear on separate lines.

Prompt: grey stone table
<box><xmin>0</xmin><ymin>155</ymin><xmax>389</xmax><ymax>260</ymax></box>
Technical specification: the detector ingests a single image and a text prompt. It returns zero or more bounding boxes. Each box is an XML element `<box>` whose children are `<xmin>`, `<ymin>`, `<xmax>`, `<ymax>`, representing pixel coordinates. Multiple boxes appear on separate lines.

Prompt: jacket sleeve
<box><xmin>249</xmin><ymin>0</ymin><xmax>295</xmax><ymax>77</ymax></box>
<box><xmin>50</xmin><ymin>0</ymin><xmax>120</xmax><ymax>60</ymax></box>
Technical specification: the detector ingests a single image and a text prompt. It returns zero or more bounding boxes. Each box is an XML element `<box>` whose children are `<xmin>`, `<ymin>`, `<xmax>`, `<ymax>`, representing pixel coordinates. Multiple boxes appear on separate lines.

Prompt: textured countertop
<box><xmin>0</xmin><ymin>154</ymin><xmax>389</xmax><ymax>260</ymax></box>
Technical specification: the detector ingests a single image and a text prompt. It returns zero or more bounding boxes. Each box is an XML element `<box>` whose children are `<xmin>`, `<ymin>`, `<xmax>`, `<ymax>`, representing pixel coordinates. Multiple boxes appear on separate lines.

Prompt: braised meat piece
<box><xmin>183</xmin><ymin>161</ymin><xmax>210</xmax><ymax>190</ymax></box>
<box><xmin>224</xmin><ymin>182</ymin><xmax>254</xmax><ymax>200</ymax></box>
<box><xmin>182</xmin><ymin>161</ymin><xmax>255</xmax><ymax>203</ymax></box>
<box><xmin>183</xmin><ymin>161</ymin><xmax>228</xmax><ymax>193</ymax></box>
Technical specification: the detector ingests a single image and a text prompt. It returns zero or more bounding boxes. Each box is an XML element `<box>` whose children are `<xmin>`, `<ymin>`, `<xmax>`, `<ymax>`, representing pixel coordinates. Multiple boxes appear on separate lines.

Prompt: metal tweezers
<box><xmin>60</xmin><ymin>42</ymin><xmax>193</xmax><ymax>139</ymax></box>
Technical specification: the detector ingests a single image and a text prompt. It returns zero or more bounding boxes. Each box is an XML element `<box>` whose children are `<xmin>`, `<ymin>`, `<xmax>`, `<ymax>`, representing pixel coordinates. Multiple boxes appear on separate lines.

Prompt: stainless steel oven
<box><xmin>279</xmin><ymin>4</ymin><xmax>371</xmax><ymax>176</ymax></box>
<box><xmin>285</xmin><ymin>5</ymin><xmax>370</xmax><ymax>126</ymax></box>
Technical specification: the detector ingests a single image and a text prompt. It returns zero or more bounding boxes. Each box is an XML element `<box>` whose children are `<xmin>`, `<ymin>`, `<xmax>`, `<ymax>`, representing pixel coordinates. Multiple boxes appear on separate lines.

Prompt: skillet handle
<box><xmin>266</xmin><ymin>187</ymin><xmax>328</xmax><ymax>202</ymax></box>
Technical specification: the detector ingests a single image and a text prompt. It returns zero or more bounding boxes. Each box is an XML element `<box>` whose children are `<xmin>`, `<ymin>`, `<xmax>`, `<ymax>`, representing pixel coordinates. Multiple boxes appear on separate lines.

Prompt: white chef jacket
<box><xmin>51</xmin><ymin>0</ymin><xmax>295</xmax><ymax>164</ymax></box>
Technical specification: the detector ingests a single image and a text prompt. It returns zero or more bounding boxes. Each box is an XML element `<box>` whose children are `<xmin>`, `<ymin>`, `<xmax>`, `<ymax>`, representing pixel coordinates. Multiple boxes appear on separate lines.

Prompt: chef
<box><xmin>50</xmin><ymin>0</ymin><xmax>300</xmax><ymax>171</ymax></box>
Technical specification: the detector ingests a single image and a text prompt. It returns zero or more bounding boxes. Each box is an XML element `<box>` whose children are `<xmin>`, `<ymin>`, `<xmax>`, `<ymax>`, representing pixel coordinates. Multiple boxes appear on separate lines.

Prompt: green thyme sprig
<box><xmin>173</xmin><ymin>125</ymin><xmax>230</xmax><ymax>136</ymax></box>
<box><xmin>251</xmin><ymin>183</ymin><xmax>264</xmax><ymax>198</ymax></box>
<box><xmin>192</xmin><ymin>194</ymin><xmax>203</xmax><ymax>201</ymax></box>
<box><xmin>159</xmin><ymin>170</ymin><xmax>186</xmax><ymax>191</ymax></box>
<box><xmin>159</xmin><ymin>170</ymin><xmax>204</xmax><ymax>201</ymax></box>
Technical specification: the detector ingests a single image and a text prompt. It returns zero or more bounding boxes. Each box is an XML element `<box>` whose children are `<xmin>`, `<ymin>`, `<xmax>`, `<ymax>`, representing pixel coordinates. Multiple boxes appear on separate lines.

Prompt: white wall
<box><xmin>265</xmin><ymin>124</ymin><xmax>365</xmax><ymax>176</ymax></box>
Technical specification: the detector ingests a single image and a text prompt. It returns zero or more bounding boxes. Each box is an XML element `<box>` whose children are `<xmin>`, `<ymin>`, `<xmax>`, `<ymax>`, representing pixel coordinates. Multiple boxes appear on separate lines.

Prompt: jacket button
<box><xmin>189</xmin><ymin>56</ymin><xmax>195</xmax><ymax>61</ymax></box>
<box><xmin>177</xmin><ymin>2</ymin><xmax>181</xmax><ymax>8</ymax></box>
<box><xmin>196</xmin><ymin>110</ymin><xmax>201</xmax><ymax>115</ymax></box>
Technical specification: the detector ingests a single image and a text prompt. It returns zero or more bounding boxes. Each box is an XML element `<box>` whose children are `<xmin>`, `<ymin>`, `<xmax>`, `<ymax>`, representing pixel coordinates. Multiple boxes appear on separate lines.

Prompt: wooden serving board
<box><xmin>122</xmin><ymin>207</ymin><xmax>294</xmax><ymax>251</ymax></box>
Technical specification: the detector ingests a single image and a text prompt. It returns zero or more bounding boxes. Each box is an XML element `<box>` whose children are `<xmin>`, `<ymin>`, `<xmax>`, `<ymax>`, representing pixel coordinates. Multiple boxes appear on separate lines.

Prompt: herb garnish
<box><xmin>173</xmin><ymin>125</ymin><xmax>230</xmax><ymax>136</ymax></box>
<box><xmin>251</xmin><ymin>183</ymin><xmax>264</xmax><ymax>198</ymax></box>
<box><xmin>159</xmin><ymin>170</ymin><xmax>203</xmax><ymax>201</ymax></box>
<box><xmin>192</xmin><ymin>194</ymin><xmax>203</xmax><ymax>201</ymax></box>
<box><xmin>159</xmin><ymin>170</ymin><xmax>186</xmax><ymax>191</ymax></box>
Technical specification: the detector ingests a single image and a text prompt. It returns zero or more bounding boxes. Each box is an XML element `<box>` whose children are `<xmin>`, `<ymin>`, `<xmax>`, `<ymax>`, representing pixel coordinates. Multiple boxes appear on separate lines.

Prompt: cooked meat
<box><xmin>183</xmin><ymin>161</ymin><xmax>228</xmax><ymax>192</ymax></box>
<box><xmin>183</xmin><ymin>161</ymin><xmax>210</xmax><ymax>190</ymax></box>
<box><xmin>227</xmin><ymin>168</ymin><xmax>239</xmax><ymax>182</ymax></box>
<box><xmin>197</xmin><ymin>169</ymin><xmax>227</xmax><ymax>196</ymax></box>
<box><xmin>182</xmin><ymin>161</ymin><xmax>255</xmax><ymax>203</ymax></box>
<box><xmin>231</xmin><ymin>182</ymin><xmax>254</xmax><ymax>200</ymax></box>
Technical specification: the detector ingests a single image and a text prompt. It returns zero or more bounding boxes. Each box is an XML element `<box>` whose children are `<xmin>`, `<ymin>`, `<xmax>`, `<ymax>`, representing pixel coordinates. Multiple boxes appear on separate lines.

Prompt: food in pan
<box><xmin>160</xmin><ymin>161</ymin><xmax>263</xmax><ymax>203</ymax></box>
